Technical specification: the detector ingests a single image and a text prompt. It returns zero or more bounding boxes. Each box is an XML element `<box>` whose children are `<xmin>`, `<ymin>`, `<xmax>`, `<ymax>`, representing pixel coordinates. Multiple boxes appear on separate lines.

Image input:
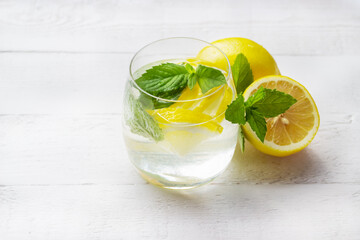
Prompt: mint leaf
<box><xmin>185</xmin><ymin>63</ymin><xmax>195</xmax><ymax>73</ymax></box>
<box><xmin>246</xmin><ymin>108</ymin><xmax>267</xmax><ymax>143</ymax></box>
<box><xmin>152</xmin><ymin>90</ymin><xmax>182</xmax><ymax>109</ymax></box>
<box><xmin>225</xmin><ymin>94</ymin><xmax>246</xmax><ymax>124</ymax></box>
<box><xmin>135</xmin><ymin>62</ymin><xmax>227</xmax><ymax>108</ymax></box>
<box><xmin>138</xmin><ymin>90</ymin><xmax>182</xmax><ymax>109</ymax></box>
<box><xmin>245</xmin><ymin>86</ymin><xmax>266</xmax><ymax>107</ymax></box>
<box><xmin>247</xmin><ymin>87</ymin><xmax>297</xmax><ymax>118</ymax></box>
<box><xmin>187</xmin><ymin>73</ymin><xmax>198</xmax><ymax>90</ymax></box>
<box><xmin>125</xmin><ymin>94</ymin><xmax>164</xmax><ymax>142</ymax></box>
<box><xmin>138</xmin><ymin>93</ymin><xmax>154</xmax><ymax>109</ymax></box>
<box><xmin>196</xmin><ymin>65</ymin><xmax>226</xmax><ymax>94</ymax></box>
<box><xmin>135</xmin><ymin>63</ymin><xmax>188</xmax><ymax>96</ymax></box>
<box><xmin>238</xmin><ymin>127</ymin><xmax>245</xmax><ymax>152</ymax></box>
<box><xmin>152</xmin><ymin>100</ymin><xmax>173</xmax><ymax>109</ymax></box>
<box><xmin>232</xmin><ymin>53</ymin><xmax>253</xmax><ymax>93</ymax></box>
<box><xmin>187</xmin><ymin>64</ymin><xmax>227</xmax><ymax>91</ymax></box>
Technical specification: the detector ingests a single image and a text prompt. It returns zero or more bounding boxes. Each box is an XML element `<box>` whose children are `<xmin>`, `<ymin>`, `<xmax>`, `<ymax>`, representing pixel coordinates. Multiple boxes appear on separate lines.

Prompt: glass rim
<box><xmin>129</xmin><ymin>37</ymin><xmax>234</xmax><ymax>103</ymax></box>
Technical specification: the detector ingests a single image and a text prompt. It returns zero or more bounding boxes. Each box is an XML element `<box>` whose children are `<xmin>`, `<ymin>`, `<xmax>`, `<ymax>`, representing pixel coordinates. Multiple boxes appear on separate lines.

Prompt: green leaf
<box><xmin>152</xmin><ymin>90</ymin><xmax>183</xmax><ymax>109</ymax></box>
<box><xmin>185</xmin><ymin>63</ymin><xmax>195</xmax><ymax>74</ymax></box>
<box><xmin>125</xmin><ymin>94</ymin><xmax>164</xmax><ymax>142</ymax></box>
<box><xmin>246</xmin><ymin>108</ymin><xmax>267</xmax><ymax>143</ymax></box>
<box><xmin>187</xmin><ymin>73</ymin><xmax>198</xmax><ymax>90</ymax></box>
<box><xmin>138</xmin><ymin>93</ymin><xmax>154</xmax><ymax>109</ymax></box>
<box><xmin>245</xmin><ymin>86</ymin><xmax>266</xmax><ymax>107</ymax></box>
<box><xmin>238</xmin><ymin>127</ymin><xmax>245</xmax><ymax>153</ymax></box>
<box><xmin>196</xmin><ymin>65</ymin><xmax>227</xmax><ymax>94</ymax></box>
<box><xmin>225</xmin><ymin>94</ymin><xmax>246</xmax><ymax>124</ymax></box>
<box><xmin>247</xmin><ymin>87</ymin><xmax>297</xmax><ymax>118</ymax></box>
<box><xmin>135</xmin><ymin>63</ymin><xmax>188</xmax><ymax>96</ymax></box>
<box><xmin>138</xmin><ymin>89</ymin><xmax>183</xmax><ymax>109</ymax></box>
<box><xmin>135</xmin><ymin>62</ymin><xmax>228</xmax><ymax>109</ymax></box>
<box><xmin>231</xmin><ymin>53</ymin><xmax>253</xmax><ymax>94</ymax></box>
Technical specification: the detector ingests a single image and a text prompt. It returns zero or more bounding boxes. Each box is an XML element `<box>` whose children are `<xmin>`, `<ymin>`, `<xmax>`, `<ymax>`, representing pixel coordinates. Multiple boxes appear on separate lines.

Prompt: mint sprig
<box><xmin>136</xmin><ymin>63</ymin><xmax>188</xmax><ymax>97</ymax></box>
<box><xmin>135</xmin><ymin>62</ymin><xmax>226</xmax><ymax>108</ymax></box>
<box><xmin>225</xmin><ymin>86</ymin><xmax>297</xmax><ymax>146</ymax></box>
<box><xmin>226</xmin><ymin>54</ymin><xmax>297</xmax><ymax>151</ymax></box>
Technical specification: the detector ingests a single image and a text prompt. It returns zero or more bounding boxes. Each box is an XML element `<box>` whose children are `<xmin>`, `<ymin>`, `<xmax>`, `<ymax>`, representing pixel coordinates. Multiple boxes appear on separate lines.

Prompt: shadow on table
<box><xmin>220</xmin><ymin>142</ymin><xmax>324</xmax><ymax>184</ymax></box>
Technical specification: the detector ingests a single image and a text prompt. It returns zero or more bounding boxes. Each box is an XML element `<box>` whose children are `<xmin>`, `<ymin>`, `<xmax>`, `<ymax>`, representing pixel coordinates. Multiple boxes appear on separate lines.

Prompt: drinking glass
<box><xmin>122</xmin><ymin>37</ymin><xmax>238</xmax><ymax>189</ymax></box>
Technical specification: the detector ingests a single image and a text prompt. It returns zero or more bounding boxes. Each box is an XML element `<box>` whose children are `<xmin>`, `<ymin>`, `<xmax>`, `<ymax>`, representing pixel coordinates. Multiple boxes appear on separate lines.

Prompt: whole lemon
<box><xmin>197</xmin><ymin>37</ymin><xmax>280</xmax><ymax>80</ymax></box>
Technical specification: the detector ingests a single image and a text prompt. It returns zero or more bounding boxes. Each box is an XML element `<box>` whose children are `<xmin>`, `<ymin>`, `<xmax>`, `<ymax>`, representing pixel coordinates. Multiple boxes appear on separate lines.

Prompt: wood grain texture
<box><xmin>0</xmin><ymin>52</ymin><xmax>131</xmax><ymax>114</ymax></box>
<box><xmin>0</xmin><ymin>54</ymin><xmax>359</xmax><ymax>114</ymax></box>
<box><xmin>0</xmin><ymin>184</ymin><xmax>360</xmax><ymax>240</ymax></box>
<box><xmin>0</xmin><ymin>111</ymin><xmax>358</xmax><ymax>186</ymax></box>
<box><xmin>0</xmin><ymin>0</ymin><xmax>359</xmax><ymax>55</ymax></box>
<box><xmin>0</xmin><ymin>184</ymin><xmax>359</xmax><ymax>240</ymax></box>
<box><xmin>0</xmin><ymin>0</ymin><xmax>360</xmax><ymax>239</ymax></box>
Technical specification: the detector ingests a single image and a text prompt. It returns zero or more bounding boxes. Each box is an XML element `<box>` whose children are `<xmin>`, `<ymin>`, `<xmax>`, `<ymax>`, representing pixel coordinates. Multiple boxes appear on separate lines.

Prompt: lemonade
<box><xmin>123</xmin><ymin>113</ymin><xmax>237</xmax><ymax>189</ymax></box>
<box><xmin>122</xmin><ymin>38</ymin><xmax>238</xmax><ymax>189</ymax></box>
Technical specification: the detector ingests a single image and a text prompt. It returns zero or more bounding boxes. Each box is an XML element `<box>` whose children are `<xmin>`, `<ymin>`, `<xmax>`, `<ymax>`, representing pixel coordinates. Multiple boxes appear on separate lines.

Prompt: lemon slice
<box><xmin>148</xmin><ymin>108</ymin><xmax>223</xmax><ymax>133</ymax></box>
<box><xmin>148</xmin><ymin>107</ymin><xmax>223</xmax><ymax>155</ymax></box>
<box><xmin>160</xmin><ymin>129</ymin><xmax>215</xmax><ymax>155</ymax></box>
<box><xmin>242</xmin><ymin>75</ymin><xmax>320</xmax><ymax>157</ymax></box>
<box><xmin>169</xmin><ymin>84</ymin><xmax>233</xmax><ymax>120</ymax></box>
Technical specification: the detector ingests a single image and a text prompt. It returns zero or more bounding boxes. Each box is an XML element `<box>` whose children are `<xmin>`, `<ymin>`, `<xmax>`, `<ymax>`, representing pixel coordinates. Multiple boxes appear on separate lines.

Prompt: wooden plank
<box><xmin>0</xmin><ymin>184</ymin><xmax>359</xmax><ymax>239</ymax></box>
<box><xmin>0</xmin><ymin>114</ymin><xmax>135</xmax><ymax>185</ymax></box>
<box><xmin>0</xmin><ymin>0</ymin><xmax>359</xmax><ymax>54</ymax></box>
<box><xmin>0</xmin><ymin>53</ymin><xmax>131</xmax><ymax>114</ymax></box>
<box><xmin>0</xmin><ymin>54</ymin><xmax>359</xmax><ymax>114</ymax></box>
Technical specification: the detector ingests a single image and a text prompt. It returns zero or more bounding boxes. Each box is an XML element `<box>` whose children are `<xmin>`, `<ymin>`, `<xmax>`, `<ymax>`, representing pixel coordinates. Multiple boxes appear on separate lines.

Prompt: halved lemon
<box><xmin>242</xmin><ymin>75</ymin><xmax>320</xmax><ymax>157</ymax></box>
<box><xmin>197</xmin><ymin>37</ymin><xmax>280</xmax><ymax>80</ymax></box>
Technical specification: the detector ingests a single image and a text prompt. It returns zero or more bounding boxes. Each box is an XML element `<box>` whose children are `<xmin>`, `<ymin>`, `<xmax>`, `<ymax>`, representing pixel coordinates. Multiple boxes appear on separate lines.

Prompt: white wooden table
<box><xmin>1</xmin><ymin>1</ymin><xmax>359</xmax><ymax>239</ymax></box>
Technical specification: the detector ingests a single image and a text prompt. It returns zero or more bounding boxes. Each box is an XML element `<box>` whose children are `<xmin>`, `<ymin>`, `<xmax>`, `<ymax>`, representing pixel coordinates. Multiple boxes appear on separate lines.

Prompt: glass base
<box><xmin>136</xmin><ymin>167</ymin><xmax>226</xmax><ymax>189</ymax></box>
